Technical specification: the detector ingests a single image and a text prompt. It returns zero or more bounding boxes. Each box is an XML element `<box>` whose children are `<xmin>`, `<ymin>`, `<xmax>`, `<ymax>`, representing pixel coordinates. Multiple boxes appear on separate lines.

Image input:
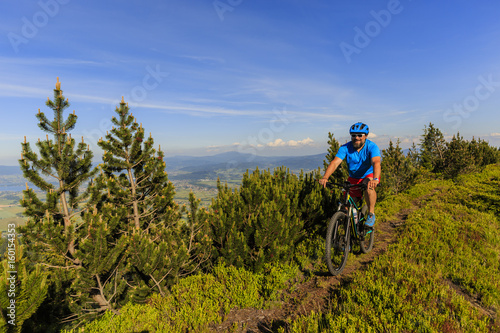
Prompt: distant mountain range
<box><xmin>0</xmin><ymin>152</ymin><xmax>327</xmax><ymax>180</ymax></box>
<box><xmin>164</xmin><ymin>151</ymin><xmax>326</xmax><ymax>180</ymax></box>
<box><xmin>164</xmin><ymin>151</ymin><xmax>325</xmax><ymax>171</ymax></box>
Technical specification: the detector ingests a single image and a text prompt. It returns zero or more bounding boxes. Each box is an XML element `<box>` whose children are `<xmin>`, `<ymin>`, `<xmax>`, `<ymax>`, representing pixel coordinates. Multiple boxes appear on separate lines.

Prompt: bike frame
<box><xmin>333</xmin><ymin>181</ymin><xmax>366</xmax><ymax>240</ymax></box>
<box><xmin>323</xmin><ymin>180</ymin><xmax>374</xmax><ymax>275</ymax></box>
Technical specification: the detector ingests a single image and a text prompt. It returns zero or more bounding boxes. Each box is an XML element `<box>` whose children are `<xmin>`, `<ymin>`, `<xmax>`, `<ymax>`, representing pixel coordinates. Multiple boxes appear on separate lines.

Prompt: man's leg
<box><xmin>362</xmin><ymin>178</ymin><xmax>377</xmax><ymax>228</ymax></box>
<box><xmin>363</xmin><ymin>180</ymin><xmax>377</xmax><ymax>214</ymax></box>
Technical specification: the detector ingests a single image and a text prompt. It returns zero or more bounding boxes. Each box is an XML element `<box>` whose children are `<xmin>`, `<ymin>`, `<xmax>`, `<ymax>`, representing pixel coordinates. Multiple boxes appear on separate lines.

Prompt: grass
<box><xmin>0</xmin><ymin>205</ymin><xmax>23</xmax><ymax>218</ymax></box>
<box><xmin>287</xmin><ymin>164</ymin><xmax>500</xmax><ymax>332</ymax></box>
<box><xmin>21</xmin><ymin>165</ymin><xmax>500</xmax><ymax>332</ymax></box>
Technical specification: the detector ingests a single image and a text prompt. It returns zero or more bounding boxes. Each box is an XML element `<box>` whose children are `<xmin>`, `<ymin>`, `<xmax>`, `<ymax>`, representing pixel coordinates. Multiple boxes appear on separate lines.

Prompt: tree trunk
<box><xmin>59</xmin><ymin>180</ymin><xmax>77</xmax><ymax>256</ymax></box>
<box><xmin>127</xmin><ymin>168</ymin><xmax>140</xmax><ymax>229</ymax></box>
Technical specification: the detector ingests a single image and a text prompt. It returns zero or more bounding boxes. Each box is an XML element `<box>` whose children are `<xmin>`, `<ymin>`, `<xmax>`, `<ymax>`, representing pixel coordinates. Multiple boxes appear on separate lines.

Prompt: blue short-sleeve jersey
<box><xmin>335</xmin><ymin>139</ymin><xmax>381</xmax><ymax>179</ymax></box>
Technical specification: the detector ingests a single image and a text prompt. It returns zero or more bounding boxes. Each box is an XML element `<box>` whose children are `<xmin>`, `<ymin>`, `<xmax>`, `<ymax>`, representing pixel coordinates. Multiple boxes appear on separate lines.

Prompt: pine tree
<box><xmin>95</xmin><ymin>97</ymin><xmax>179</xmax><ymax>230</ymax></box>
<box><xmin>443</xmin><ymin>133</ymin><xmax>470</xmax><ymax>178</ymax></box>
<box><xmin>318</xmin><ymin>132</ymin><xmax>349</xmax><ymax>222</ymax></box>
<box><xmin>323</xmin><ymin>132</ymin><xmax>349</xmax><ymax>181</ymax></box>
<box><xmin>68</xmin><ymin>203</ymin><xmax>129</xmax><ymax>319</ymax></box>
<box><xmin>182</xmin><ymin>192</ymin><xmax>213</xmax><ymax>273</ymax></box>
<box><xmin>419</xmin><ymin>123</ymin><xmax>446</xmax><ymax>173</ymax></box>
<box><xmin>407</xmin><ymin>142</ymin><xmax>420</xmax><ymax>169</ymax></box>
<box><xmin>440</xmin><ymin>134</ymin><xmax>500</xmax><ymax>179</ymax></box>
<box><xmin>468</xmin><ymin>137</ymin><xmax>500</xmax><ymax>168</ymax></box>
<box><xmin>89</xmin><ymin>98</ymin><xmax>203</xmax><ymax>301</ymax></box>
<box><xmin>19</xmin><ymin>78</ymin><xmax>96</xmax><ymax>262</ymax></box>
<box><xmin>18</xmin><ymin>78</ymin><xmax>97</xmax><ymax>329</ymax></box>
<box><xmin>380</xmin><ymin>139</ymin><xmax>416</xmax><ymax>197</ymax></box>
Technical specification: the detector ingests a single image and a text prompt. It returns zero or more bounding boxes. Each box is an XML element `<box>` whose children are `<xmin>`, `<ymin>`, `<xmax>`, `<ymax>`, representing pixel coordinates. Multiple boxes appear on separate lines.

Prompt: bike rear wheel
<box><xmin>325</xmin><ymin>211</ymin><xmax>350</xmax><ymax>276</ymax></box>
<box><xmin>359</xmin><ymin>205</ymin><xmax>374</xmax><ymax>253</ymax></box>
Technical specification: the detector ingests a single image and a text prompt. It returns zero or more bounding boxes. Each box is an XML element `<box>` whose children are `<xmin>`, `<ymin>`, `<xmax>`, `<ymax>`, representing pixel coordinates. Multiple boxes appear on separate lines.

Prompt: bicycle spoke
<box><xmin>325</xmin><ymin>211</ymin><xmax>350</xmax><ymax>275</ymax></box>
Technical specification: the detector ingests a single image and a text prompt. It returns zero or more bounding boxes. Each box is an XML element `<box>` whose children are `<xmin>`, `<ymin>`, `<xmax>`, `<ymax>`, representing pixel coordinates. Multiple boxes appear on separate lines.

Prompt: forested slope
<box><xmin>3</xmin><ymin>80</ymin><xmax>498</xmax><ymax>333</ymax></box>
<box><xmin>62</xmin><ymin>164</ymin><xmax>500</xmax><ymax>333</ymax></box>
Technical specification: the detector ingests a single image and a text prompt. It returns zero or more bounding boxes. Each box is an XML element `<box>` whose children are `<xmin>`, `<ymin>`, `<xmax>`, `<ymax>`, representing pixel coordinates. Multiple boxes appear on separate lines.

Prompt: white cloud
<box><xmin>267</xmin><ymin>137</ymin><xmax>314</xmax><ymax>147</ymax></box>
<box><xmin>268</xmin><ymin>139</ymin><xmax>285</xmax><ymax>147</ymax></box>
<box><xmin>490</xmin><ymin>133</ymin><xmax>500</xmax><ymax>137</ymax></box>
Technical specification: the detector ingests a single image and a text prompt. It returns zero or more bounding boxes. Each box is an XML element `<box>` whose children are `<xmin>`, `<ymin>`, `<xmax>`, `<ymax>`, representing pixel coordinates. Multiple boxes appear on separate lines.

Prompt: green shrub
<box><xmin>62</xmin><ymin>262</ymin><xmax>299</xmax><ymax>332</ymax></box>
<box><xmin>206</xmin><ymin>167</ymin><xmax>332</xmax><ymax>273</ymax></box>
<box><xmin>379</xmin><ymin>139</ymin><xmax>418</xmax><ymax>198</ymax></box>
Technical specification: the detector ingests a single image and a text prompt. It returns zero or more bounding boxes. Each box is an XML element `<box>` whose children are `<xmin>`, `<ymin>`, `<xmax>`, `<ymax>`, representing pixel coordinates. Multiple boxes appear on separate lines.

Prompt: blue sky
<box><xmin>1</xmin><ymin>0</ymin><xmax>500</xmax><ymax>166</ymax></box>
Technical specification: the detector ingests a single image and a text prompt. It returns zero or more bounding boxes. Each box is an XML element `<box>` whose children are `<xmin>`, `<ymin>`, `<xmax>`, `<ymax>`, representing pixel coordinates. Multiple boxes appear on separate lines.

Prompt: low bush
<box><xmin>62</xmin><ymin>262</ymin><xmax>299</xmax><ymax>332</ymax></box>
<box><xmin>206</xmin><ymin>167</ymin><xmax>334</xmax><ymax>273</ymax></box>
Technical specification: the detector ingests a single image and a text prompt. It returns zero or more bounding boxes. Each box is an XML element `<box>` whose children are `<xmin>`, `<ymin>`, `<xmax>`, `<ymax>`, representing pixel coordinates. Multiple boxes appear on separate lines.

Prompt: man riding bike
<box><xmin>319</xmin><ymin>122</ymin><xmax>381</xmax><ymax>229</ymax></box>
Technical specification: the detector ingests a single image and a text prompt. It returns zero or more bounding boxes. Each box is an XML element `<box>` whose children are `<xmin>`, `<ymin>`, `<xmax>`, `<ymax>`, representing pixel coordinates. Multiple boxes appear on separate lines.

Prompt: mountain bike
<box><xmin>324</xmin><ymin>181</ymin><xmax>374</xmax><ymax>276</ymax></box>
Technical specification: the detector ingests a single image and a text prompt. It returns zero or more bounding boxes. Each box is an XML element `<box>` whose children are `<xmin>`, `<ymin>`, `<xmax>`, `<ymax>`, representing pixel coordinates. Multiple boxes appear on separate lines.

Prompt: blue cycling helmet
<box><xmin>349</xmin><ymin>122</ymin><xmax>369</xmax><ymax>135</ymax></box>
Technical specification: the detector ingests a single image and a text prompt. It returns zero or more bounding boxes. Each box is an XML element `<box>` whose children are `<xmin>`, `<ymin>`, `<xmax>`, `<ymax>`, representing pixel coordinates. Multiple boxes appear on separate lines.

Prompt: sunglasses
<box><xmin>351</xmin><ymin>134</ymin><xmax>364</xmax><ymax>138</ymax></box>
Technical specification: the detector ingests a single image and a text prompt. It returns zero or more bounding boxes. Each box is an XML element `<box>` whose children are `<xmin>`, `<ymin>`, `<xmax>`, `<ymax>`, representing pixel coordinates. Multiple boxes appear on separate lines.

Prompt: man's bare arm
<box><xmin>319</xmin><ymin>157</ymin><xmax>343</xmax><ymax>187</ymax></box>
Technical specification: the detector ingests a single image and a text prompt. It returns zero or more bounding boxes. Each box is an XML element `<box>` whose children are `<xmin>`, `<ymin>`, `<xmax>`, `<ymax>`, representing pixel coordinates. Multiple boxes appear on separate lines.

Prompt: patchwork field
<box><xmin>0</xmin><ymin>177</ymin><xmax>240</xmax><ymax>231</ymax></box>
<box><xmin>0</xmin><ymin>192</ymin><xmax>25</xmax><ymax>231</ymax></box>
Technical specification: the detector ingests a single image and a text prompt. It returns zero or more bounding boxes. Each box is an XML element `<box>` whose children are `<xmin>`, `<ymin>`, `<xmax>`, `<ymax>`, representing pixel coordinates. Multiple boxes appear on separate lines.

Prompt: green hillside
<box><xmin>62</xmin><ymin>164</ymin><xmax>500</xmax><ymax>333</ymax></box>
<box><xmin>5</xmin><ymin>79</ymin><xmax>499</xmax><ymax>333</ymax></box>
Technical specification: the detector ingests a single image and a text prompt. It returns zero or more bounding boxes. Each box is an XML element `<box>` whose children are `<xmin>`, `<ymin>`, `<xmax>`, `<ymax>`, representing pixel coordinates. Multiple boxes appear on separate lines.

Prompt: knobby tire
<box><xmin>325</xmin><ymin>211</ymin><xmax>350</xmax><ymax>276</ymax></box>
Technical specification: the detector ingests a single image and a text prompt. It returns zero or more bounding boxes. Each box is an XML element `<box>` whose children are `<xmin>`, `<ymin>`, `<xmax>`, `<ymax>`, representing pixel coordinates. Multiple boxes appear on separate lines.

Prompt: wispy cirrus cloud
<box><xmin>0</xmin><ymin>83</ymin><xmax>48</xmax><ymax>98</ymax></box>
<box><xmin>0</xmin><ymin>56</ymin><xmax>104</xmax><ymax>67</ymax></box>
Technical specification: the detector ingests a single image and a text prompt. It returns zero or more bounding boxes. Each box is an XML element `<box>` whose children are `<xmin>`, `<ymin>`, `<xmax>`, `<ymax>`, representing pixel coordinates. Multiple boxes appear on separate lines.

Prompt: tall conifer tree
<box><xmin>19</xmin><ymin>77</ymin><xmax>96</xmax><ymax>265</ymax></box>
<box><xmin>19</xmin><ymin>78</ymin><xmax>97</xmax><ymax>328</ymax></box>
<box><xmin>90</xmin><ymin>98</ymin><xmax>204</xmax><ymax>300</ymax></box>
<box><xmin>419</xmin><ymin>123</ymin><xmax>446</xmax><ymax>173</ymax></box>
<box><xmin>323</xmin><ymin>132</ymin><xmax>349</xmax><ymax>181</ymax></box>
<box><xmin>407</xmin><ymin>142</ymin><xmax>420</xmax><ymax>169</ymax></box>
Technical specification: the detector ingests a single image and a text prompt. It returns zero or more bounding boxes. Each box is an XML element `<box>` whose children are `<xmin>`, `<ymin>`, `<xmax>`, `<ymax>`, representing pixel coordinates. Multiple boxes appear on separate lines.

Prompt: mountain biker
<box><xmin>319</xmin><ymin>122</ymin><xmax>381</xmax><ymax>229</ymax></box>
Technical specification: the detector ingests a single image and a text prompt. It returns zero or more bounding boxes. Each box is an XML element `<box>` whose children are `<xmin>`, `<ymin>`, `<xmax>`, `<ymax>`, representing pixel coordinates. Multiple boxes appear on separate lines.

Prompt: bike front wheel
<box><xmin>325</xmin><ymin>211</ymin><xmax>350</xmax><ymax>276</ymax></box>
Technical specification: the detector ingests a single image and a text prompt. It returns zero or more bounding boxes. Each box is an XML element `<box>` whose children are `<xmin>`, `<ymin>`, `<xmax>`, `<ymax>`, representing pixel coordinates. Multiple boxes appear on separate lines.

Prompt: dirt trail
<box><xmin>212</xmin><ymin>191</ymin><xmax>438</xmax><ymax>333</ymax></box>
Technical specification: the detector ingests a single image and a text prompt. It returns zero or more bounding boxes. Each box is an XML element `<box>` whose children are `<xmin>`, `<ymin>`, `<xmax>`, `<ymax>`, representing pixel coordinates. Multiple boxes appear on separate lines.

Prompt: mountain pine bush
<box><xmin>206</xmin><ymin>167</ymin><xmax>330</xmax><ymax>273</ymax></box>
<box><xmin>379</xmin><ymin>139</ymin><xmax>418</xmax><ymax>198</ymax></box>
<box><xmin>0</xmin><ymin>244</ymin><xmax>48</xmax><ymax>333</ymax></box>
